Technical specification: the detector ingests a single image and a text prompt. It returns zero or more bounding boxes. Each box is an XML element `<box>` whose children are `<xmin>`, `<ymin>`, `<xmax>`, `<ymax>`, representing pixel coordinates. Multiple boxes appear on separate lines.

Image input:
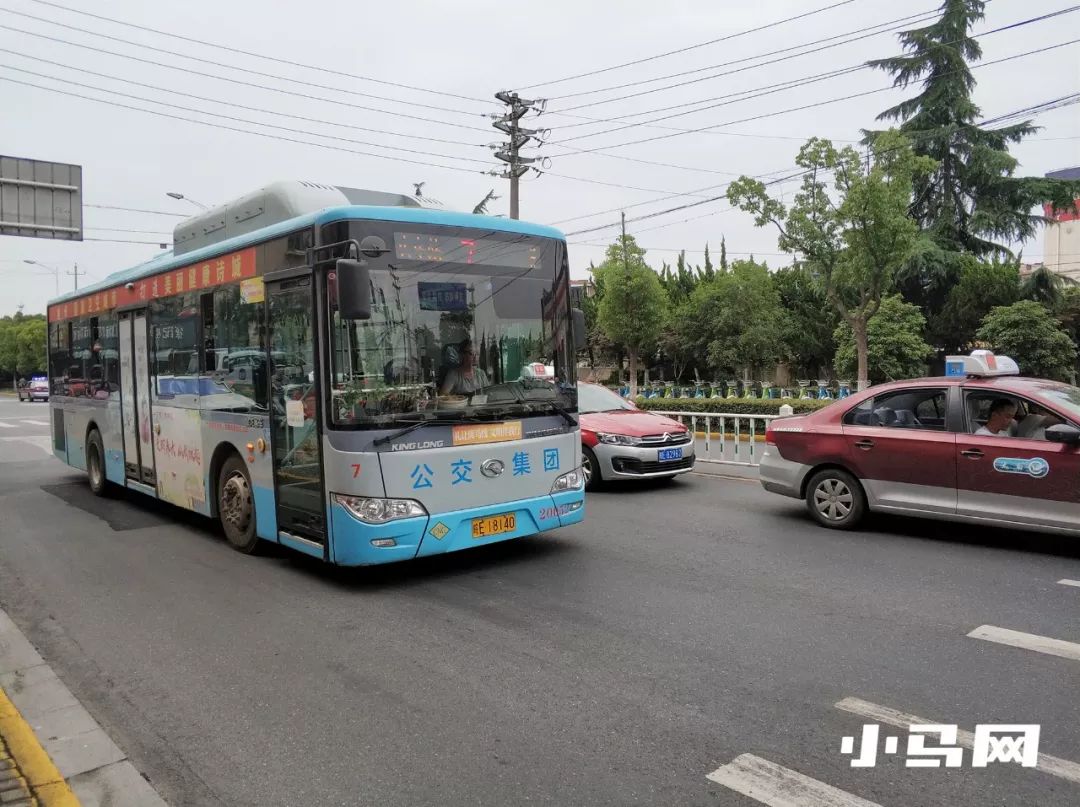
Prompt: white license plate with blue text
<box><xmin>658</xmin><ymin>447</ymin><xmax>683</xmax><ymax>462</ymax></box>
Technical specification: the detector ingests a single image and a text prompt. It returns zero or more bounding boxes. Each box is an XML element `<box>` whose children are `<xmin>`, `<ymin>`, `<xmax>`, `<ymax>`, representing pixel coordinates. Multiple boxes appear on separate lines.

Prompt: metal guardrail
<box><xmin>651</xmin><ymin>410</ymin><xmax>778</xmax><ymax>467</ymax></box>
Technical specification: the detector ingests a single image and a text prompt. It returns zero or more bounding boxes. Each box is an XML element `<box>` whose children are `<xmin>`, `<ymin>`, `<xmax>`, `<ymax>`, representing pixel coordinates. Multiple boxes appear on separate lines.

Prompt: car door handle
<box><xmin>961</xmin><ymin>448</ymin><xmax>984</xmax><ymax>459</ymax></box>
<box><xmin>854</xmin><ymin>439</ymin><xmax>875</xmax><ymax>450</ymax></box>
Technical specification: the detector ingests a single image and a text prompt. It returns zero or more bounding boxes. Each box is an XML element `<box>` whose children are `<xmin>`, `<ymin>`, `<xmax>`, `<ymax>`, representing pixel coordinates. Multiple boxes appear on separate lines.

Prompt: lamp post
<box><xmin>23</xmin><ymin>259</ymin><xmax>60</xmax><ymax>296</ymax></box>
<box><xmin>165</xmin><ymin>192</ymin><xmax>209</xmax><ymax>211</ymax></box>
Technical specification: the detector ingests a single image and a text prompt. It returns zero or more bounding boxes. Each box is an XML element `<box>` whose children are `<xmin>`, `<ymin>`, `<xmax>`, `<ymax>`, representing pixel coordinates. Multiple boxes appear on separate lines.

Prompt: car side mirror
<box><xmin>336</xmin><ymin>258</ymin><xmax>372</xmax><ymax>320</ymax></box>
<box><xmin>1044</xmin><ymin>423</ymin><xmax>1080</xmax><ymax>444</ymax></box>
<box><xmin>571</xmin><ymin>307</ymin><xmax>587</xmax><ymax>352</ymax></box>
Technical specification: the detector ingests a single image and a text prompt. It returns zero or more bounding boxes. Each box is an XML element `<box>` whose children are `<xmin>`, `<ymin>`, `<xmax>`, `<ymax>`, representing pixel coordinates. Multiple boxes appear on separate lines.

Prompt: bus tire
<box><xmin>218</xmin><ymin>455</ymin><xmax>260</xmax><ymax>554</ymax></box>
<box><xmin>86</xmin><ymin>429</ymin><xmax>109</xmax><ymax>497</ymax></box>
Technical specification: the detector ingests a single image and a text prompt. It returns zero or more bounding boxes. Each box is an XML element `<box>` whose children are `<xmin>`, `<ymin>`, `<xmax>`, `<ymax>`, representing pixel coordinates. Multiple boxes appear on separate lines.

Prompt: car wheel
<box><xmin>86</xmin><ymin>429</ymin><xmax>110</xmax><ymax>497</ymax></box>
<box><xmin>582</xmin><ymin>445</ymin><xmax>601</xmax><ymax>491</ymax></box>
<box><xmin>218</xmin><ymin>454</ymin><xmax>261</xmax><ymax>554</ymax></box>
<box><xmin>805</xmin><ymin>468</ymin><xmax>866</xmax><ymax>529</ymax></box>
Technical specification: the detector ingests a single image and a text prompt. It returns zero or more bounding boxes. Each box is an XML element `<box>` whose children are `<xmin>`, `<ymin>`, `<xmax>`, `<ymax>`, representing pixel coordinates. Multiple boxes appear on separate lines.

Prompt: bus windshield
<box><xmin>326</xmin><ymin>224</ymin><xmax>577</xmax><ymax>429</ymax></box>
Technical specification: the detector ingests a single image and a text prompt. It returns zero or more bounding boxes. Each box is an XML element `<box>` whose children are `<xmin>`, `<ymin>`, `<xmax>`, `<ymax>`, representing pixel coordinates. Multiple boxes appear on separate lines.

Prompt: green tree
<box><xmin>834</xmin><ymin>295</ymin><xmax>933</xmax><ymax>383</ymax></box>
<box><xmin>594</xmin><ymin>234</ymin><xmax>667</xmax><ymax>397</ymax></box>
<box><xmin>1020</xmin><ymin>264</ymin><xmax>1077</xmax><ymax>310</ymax></box>
<box><xmin>672</xmin><ymin>260</ymin><xmax>786</xmax><ymax>379</ymax></box>
<box><xmin>930</xmin><ymin>255</ymin><xmax>1019</xmax><ymax>353</ymax></box>
<box><xmin>867</xmin><ymin>0</ymin><xmax>1079</xmax><ymax>311</ymax></box>
<box><xmin>728</xmin><ymin>132</ymin><xmax>933</xmax><ymax>389</ymax></box>
<box><xmin>977</xmin><ymin>300</ymin><xmax>1077</xmax><ymax>381</ymax></box>
<box><xmin>701</xmin><ymin>243</ymin><xmax>715</xmax><ymax>281</ymax></box>
<box><xmin>773</xmin><ymin>264</ymin><xmax>839</xmax><ymax>378</ymax></box>
<box><xmin>15</xmin><ymin>318</ymin><xmax>46</xmax><ymax>375</ymax></box>
<box><xmin>719</xmin><ymin>235</ymin><xmax>728</xmax><ymax>271</ymax></box>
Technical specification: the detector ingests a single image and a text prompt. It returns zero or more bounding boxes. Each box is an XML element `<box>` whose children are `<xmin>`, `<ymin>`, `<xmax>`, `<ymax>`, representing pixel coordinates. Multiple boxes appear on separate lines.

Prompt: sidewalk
<box><xmin>0</xmin><ymin>608</ymin><xmax>167</xmax><ymax>807</ymax></box>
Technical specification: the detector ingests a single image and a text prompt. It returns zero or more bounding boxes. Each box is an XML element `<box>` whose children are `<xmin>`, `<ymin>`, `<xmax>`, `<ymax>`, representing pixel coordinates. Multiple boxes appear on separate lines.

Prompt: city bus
<box><xmin>46</xmin><ymin>181</ymin><xmax>586</xmax><ymax>565</ymax></box>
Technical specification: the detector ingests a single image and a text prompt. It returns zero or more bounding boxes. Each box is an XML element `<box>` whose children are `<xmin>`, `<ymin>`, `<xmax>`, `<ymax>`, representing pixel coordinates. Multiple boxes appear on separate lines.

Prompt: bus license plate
<box><xmin>472</xmin><ymin>513</ymin><xmax>516</xmax><ymax>539</ymax></box>
<box><xmin>658</xmin><ymin>447</ymin><xmax>683</xmax><ymax>462</ymax></box>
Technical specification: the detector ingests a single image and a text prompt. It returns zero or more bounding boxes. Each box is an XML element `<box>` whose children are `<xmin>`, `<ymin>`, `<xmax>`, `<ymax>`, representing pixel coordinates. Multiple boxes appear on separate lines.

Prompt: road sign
<box><xmin>0</xmin><ymin>155</ymin><xmax>82</xmax><ymax>241</ymax></box>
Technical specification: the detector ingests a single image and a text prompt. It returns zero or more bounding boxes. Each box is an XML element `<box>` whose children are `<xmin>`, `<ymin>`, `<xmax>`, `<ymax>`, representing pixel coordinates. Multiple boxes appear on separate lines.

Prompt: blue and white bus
<box><xmin>46</xmin><ymin>181</ymin><xmax>585</xmax><ymax>565</ymax></box>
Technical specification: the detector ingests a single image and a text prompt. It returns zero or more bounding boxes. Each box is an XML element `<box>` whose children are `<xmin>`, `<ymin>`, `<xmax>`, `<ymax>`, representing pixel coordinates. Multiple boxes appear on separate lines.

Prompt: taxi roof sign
<box><xmin>945</xmin><ymin>350</ymin><xmax>1020</xmax><ymax>377</ymax></box>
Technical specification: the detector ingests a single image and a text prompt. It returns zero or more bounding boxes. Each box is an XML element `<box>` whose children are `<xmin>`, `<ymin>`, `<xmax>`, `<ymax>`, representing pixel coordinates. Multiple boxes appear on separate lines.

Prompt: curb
<box><xmin>0</xmin><ymin>609</ymin><xmax>168</xmax><ymax>807</ymax></box>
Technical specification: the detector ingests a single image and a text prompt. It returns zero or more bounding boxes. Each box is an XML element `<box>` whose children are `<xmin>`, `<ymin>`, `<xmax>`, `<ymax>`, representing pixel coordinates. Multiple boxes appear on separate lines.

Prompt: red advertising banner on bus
<box><xmin>48</xmin><ymin>246</ymin><xmax>257</xmax><ymax>322</ymax></box>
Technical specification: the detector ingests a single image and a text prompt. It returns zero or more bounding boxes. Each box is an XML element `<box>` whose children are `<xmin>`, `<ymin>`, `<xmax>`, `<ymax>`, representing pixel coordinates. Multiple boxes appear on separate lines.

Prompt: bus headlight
<box><xmin>550</xmin><ymin>469</ymin><xmax>583</xmax><ymax>493</ymax></box>
<box><xmin>333</xmin><ymin>494</ymin><xmax>427</xmax><ymax>524</ymax></box>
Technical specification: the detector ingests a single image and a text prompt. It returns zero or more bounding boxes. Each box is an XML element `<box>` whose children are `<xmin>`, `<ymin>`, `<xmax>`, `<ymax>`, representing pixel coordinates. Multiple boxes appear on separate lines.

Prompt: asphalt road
<box><xmin>1</xmin><ymin>394</ymin><xmax>1079</xmax><ymax>806</ymax></box>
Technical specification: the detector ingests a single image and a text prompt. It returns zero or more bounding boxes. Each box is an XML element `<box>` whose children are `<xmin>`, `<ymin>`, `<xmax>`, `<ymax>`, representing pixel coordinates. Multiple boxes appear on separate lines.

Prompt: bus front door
<box><xmin>267</xmin><ymin>275</ymin><xmax>327</xmax><ymax>544</ymax></box>
<box><xmin>118</xmin><ymin>309</ymin><xmax>156</xmax><ymax>485</ymax></box>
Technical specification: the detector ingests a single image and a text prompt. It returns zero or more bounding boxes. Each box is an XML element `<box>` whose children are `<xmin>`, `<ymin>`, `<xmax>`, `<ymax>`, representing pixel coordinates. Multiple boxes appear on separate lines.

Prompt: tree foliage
<box><xmin>834</xmin><ymin>295</ymin><xmax>933</xmax><ymax>383</ymax></box>
<box><xmin>0</xmin><ymin>314</ymin><xmax>47</xmax><ymax>382</ymax></box>
<box><xmin>930</xmin><ymin>255</ymin><xmax>1019</xmax><ymax>353</ymax></box>
<box><xmin>773</xmin><ymin>264</ymin><xmax>839</xmax><ymax>378</ymax></box>
<box><xmin>728</xmin><ymin>131</ymin><xmax>932</xmax><ymax>388</ymax></box>
<box><xmin>977</xmin><ymin>300</ymin><xmax>1077</xmax><ymax>382</ymax></box>
<box><xmin>594</xmin><ymin>235</ymin><xmax>667</xmax><ymax>396</ymax></box>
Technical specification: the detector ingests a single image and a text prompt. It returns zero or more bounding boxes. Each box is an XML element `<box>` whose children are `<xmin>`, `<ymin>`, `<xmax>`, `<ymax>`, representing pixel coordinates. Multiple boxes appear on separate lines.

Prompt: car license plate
<box><xmin>658</xmin><ymin>447</ymin><xmax>683</xmax><ymax>462</ymax></box>
<box><xmin>472</xmin><ymin>512</ymin><xmax>516</xmax><ymax>539</ymax></box>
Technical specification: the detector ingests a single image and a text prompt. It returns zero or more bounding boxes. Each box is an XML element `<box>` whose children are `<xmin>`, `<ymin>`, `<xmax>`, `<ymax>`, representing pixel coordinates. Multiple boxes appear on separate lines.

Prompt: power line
<box><xmin>516</xmin><ymin>0</ymin><xmax>857</xmax><ymax>91</ymax></box>
<box><xmin>24</xmin><ymin>0</ymin><xmax>490</xmax><ymax>105</ymax></box>
<box><xmin>559</xmin><ymin>91</ymin><xmax>1080</xmax><ymax>239</ymax></box>
<box><xmin>86</xmin><ymin>204</ymin><xmax>185</xmax><ymax>217</ymax></box>
<box><xmin>0</xmin><ymin>47</ymin><xmax>487</xmax><ymax>148</ymax></box>
<box><xmin>0</xmin><ymin>7</ymin><xmax>488</xmax><ymax>118</ymax></box>
<box><xmin>0</xmin><ymin>75</ymin><xmax>491</xmax><ymax>175</ymax></box>
<box><xmin>0</xmin><ymin>23</ymin><xmax>491</xmax><ymax>133</ymax></box>
<box><xmin>0</xmin><ymin>63</ymin><xmax>491</xmax><ymax>166</ymax></box>
<box><xmin>547</xmin><ymin>9</ymin><xmax>938</xmax><ymax>112</ymax></box>
<box><xmin>548</xmin><ymin>9</ymin><xmax>1080</xmax><ymax>148</ymax></box>
<box><xmin>547</xmin><ymin>37</ymin><xmax>1080</xmax><ymax>156</ymax></box>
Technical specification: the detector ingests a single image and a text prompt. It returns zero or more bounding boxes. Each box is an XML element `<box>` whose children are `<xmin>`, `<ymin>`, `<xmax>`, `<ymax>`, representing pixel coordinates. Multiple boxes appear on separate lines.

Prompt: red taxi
<box><xmin>761</xmin><ymin>351</ymin><xmax>1080</xmax><ymax>534</ymax></box>
<box><xmin>578</xmin><ymin>383</ymin><xmax>695</xmax><ymax>490</ymax></box>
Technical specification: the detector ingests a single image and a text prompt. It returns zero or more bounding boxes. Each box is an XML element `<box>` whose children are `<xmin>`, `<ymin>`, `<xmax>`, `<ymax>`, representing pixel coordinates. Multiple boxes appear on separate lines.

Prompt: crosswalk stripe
<box><xmin>968</xmin><ymin>624</ymin><xmax>1080</xmax><ymax>663</ymax></box>
<box><xmin>706</xmin><ymin>754</ymin><xmax>882</xmax><ymax>807</ymax></box>
<box><xmin>20</xmin><ymin>420</ymin><xmax>49</xmax><ymax>426</ymax></box>
<box><xmin>836</xmin><ymin>697</ymin><xmax>1080</xmax><ymax>785</ymax></box>
<box><xmin>0</xmin><ymin>422</ymin><xmax>15</xmax><ymax>429</ymax></box>
<box><xmin>1058</xmin><ymin>579</ymin><xmax>1080</xmax><ymax>588</ymax></box>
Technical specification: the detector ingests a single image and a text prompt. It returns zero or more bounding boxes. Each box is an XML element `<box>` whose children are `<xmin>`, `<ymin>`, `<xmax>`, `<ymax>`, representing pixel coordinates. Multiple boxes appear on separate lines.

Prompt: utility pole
<box><xmin>491</xmin><ymin>91</ymin><xmax>547</xmax><ymax>219</ymax></box>
<box><xmin>68</xmin><ymin>262</ymin><xmax>82</xmax><ymax>291</ymax></box>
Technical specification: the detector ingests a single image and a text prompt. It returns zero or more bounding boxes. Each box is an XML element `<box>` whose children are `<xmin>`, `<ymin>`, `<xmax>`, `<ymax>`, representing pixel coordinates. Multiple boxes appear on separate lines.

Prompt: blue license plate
<box><xmin>658</xmin><ymin>447</ymin><xmax>683</xmax><ymax>462</ymax></box>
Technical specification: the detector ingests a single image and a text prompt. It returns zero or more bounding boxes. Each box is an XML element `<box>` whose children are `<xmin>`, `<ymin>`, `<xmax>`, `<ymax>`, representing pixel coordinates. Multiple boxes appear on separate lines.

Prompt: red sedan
<box><xmin>761</xmin><ymin>351</ymin><xmax>1080</xmax><ymax>534</ymax></box>
<box><xmin>578</xmin><ymin>383</ymin><xmax>695</xmax><ymax>490</ymax></box>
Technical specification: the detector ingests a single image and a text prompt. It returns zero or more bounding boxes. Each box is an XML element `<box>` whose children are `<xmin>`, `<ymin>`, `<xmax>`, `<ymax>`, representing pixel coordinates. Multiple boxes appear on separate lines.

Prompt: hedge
<box><xmin>633</xmin><ymin>396</ymin><xmax>835</xmax><ymax>415</ymax></box>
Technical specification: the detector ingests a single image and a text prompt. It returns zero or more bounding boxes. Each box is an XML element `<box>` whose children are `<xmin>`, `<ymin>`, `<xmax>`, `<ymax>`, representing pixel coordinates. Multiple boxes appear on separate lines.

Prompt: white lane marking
<box><xmin>968</xmin><ymin>624</ymin><xmax>1080</xmax><ymax>663</ymax></box>
<box><xmin>1058</xmin><ymin>579</ymin><xmax>1080</xmax><ymax>588</ymax></box>
<box><xmin>836</xmin><ymin>697</ymin><xmax>1080</xmax><ymax>785</ymax></box>
<box><xmin>20</xmin><ymin>420</ymin><xmax>49</xmax><ymax>426</ymax></box>
<box><xmin>0</xmin><ymin>421</ymin><xmax>15</xmax><ymax>429</ymax></box>
<box><xmin>706</xmin><ymin>754</ymin><xmax>882</xmax><ymax>807</ymax></box>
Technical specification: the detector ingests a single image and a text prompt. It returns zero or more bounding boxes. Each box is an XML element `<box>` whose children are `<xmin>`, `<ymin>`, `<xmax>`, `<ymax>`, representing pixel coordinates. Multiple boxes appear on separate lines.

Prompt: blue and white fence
<box><xmin>650</xmin><ymin>411</ymin><xmax>778</xmax><ymax>467</ymax></box>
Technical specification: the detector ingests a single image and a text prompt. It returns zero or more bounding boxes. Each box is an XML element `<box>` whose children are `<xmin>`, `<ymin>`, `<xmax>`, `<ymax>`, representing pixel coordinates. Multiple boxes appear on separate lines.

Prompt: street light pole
<box><xmin>165</xmin><ymin>192</ymin><xmax>209</xmax><ymax>211</ymax></box>
<box><xmin>23</xmin><ymin>260</ymin><xmax>59</xmax><ymax>296</ymax></box>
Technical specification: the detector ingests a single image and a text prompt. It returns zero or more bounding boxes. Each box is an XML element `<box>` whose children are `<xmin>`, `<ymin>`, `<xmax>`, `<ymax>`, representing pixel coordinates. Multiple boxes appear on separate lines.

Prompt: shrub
<box><xmin>633</xmin><ymin>396</ymin><xmax>834</xmax><ymax>415</ymax></box>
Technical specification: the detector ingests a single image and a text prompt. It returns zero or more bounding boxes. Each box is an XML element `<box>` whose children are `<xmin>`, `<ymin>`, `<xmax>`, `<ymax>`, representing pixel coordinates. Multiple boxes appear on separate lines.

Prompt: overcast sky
<box><xmin>1</xmin><ymin>0</ymin><xmax>1077</xmax><ymax>315</ymax></box>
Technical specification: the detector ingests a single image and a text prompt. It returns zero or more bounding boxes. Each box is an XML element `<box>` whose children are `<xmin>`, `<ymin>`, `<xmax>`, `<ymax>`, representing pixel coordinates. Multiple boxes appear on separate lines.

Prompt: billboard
<box><xmin>0</xmin><ymin>155</ymin><xmax>83</xmax><ymax>241</ymax></box>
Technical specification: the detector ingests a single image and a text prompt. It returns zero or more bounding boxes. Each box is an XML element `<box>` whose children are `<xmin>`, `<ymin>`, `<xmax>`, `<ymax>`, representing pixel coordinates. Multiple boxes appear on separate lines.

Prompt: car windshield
<box><xmin>578</xmin><ymin>383</ymin><xmax>635</xmax><ymax>413</ymax></box>
<box><xmin>325</xmin><ymin>222</ymin><xmax>577</xmax><ymax>430</ymax></box>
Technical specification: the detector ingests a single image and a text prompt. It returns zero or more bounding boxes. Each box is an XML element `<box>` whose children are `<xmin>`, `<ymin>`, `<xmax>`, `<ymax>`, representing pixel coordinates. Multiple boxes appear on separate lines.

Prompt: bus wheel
<box><xmin>218</xmin><ymin>455</ymin><xmax>260</xmax><ymax>554</ymax></box>
<box><xmin>86</xmin><ymin>430</ymin><xmax>109</xmax><ymax>497</ymax></box>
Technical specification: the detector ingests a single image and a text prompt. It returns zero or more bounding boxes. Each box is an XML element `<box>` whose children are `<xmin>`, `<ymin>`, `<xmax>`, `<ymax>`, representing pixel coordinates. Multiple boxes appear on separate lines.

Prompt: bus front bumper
<box><xmin>330</xmin><ymin>489</ymin><xmax>585</xmax><ymax>566</ymax></box>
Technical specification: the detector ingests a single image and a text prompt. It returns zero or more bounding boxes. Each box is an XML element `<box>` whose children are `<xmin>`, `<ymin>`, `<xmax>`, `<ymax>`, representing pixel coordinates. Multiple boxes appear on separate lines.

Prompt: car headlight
<box><xmin>550</xmin><ymin>469</ymin><xmax>584</xmax><ymax>493</ymax></box>
<box><xmin>333</xmin><ymin>494</ymin><xmax>427</xmax><ymax>524</ymax></box>
<box><xmin>596</xmin><ymin>432</ymin><xmax>640</xmax><ymax>446</ymax></box>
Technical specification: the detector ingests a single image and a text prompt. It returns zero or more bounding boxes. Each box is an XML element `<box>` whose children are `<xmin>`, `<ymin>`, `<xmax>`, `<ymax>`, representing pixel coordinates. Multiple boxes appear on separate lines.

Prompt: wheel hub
<box><xmin>221</xmin><ymin>473</ymin><xmax>252</xmax><ymax>532</ymax></box>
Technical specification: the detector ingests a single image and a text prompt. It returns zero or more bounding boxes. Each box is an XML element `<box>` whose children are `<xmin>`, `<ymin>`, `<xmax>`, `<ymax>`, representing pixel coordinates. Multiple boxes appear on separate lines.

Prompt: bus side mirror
<box><xmin>571</xmin><ymin>307</ymin><xmax>586</xmax><ymax>352</ymax></box>
<box><xmin>336</xmin><ymin>258</ymin><xmax>372</xmax><ymax>320</ymax></box>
